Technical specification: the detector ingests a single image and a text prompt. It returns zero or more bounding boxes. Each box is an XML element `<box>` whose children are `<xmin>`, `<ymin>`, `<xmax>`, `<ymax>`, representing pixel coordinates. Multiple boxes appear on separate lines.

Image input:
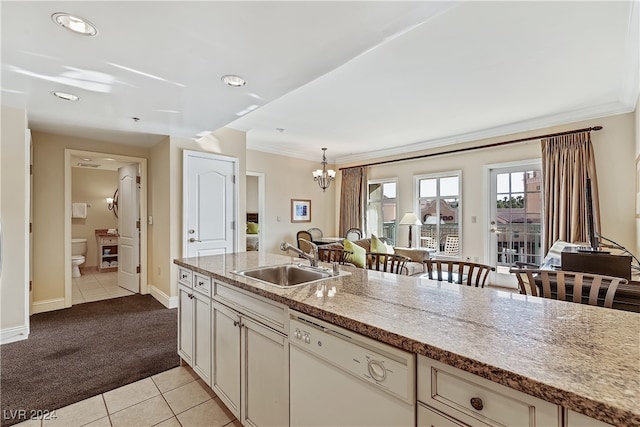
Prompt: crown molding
<box><xmin>334</xmin><ymin>101</ymin><xmax>636</xmax><ymax>166</ymax></box>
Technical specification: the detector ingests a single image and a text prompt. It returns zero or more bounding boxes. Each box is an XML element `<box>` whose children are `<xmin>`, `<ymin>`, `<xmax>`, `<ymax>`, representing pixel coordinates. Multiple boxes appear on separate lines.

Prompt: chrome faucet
<box><xmin>280</xmin><ymin>240</ymin><xmax>319</xmax><ymax>267</ymax></box>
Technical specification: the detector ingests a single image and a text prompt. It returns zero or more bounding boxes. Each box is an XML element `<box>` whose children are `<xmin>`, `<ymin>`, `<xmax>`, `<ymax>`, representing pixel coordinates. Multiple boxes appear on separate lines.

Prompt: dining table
<box><xmin>313</xmin><ymin>236</ymin><xmax>344</xmax><ymax>245</ymax></box>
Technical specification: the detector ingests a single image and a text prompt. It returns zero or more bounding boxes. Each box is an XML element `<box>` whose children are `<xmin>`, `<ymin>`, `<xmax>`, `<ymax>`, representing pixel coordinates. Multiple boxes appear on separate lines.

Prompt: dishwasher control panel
<box><xmin>290</xmin><ymin>311</ymin><xmax>415</xmax><ymax>403</ymax></box>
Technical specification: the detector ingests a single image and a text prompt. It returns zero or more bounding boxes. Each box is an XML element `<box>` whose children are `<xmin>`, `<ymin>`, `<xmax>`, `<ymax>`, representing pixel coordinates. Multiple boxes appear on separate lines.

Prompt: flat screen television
<box><xmin>585</xmin><ymin>177</ymin><xmax>598</xmax><ymax>250</ymax></box>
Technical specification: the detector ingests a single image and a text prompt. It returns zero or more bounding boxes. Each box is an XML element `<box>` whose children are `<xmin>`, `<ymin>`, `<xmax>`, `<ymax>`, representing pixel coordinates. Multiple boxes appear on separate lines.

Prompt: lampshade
<box><xmin>399</xmin><ymin>212</ymin><xmax>422</xmax><ymax>226</ymax></box>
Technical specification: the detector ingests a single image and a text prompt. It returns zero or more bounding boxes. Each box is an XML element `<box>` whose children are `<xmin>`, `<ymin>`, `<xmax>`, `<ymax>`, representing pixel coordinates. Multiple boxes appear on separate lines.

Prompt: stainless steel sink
<box><xmin>233</xmin><ymin>264</ymin><xmax>340</xmax><ymax>288</ymax></box>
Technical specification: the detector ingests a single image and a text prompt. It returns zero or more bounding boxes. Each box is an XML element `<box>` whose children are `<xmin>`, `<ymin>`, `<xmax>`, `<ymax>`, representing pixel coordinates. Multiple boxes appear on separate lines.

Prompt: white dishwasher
<box><xmin>289</xmin><ymin>310</ymin><xmax>416</xmax><ymax>426</ymax></box>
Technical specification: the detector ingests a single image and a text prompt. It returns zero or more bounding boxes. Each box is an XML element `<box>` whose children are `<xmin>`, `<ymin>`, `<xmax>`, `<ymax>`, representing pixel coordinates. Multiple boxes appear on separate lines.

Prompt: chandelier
<box><xmin>312</xmin><ymin>148</ymin><xmax>336</xmax><ymax>192</ymax></box>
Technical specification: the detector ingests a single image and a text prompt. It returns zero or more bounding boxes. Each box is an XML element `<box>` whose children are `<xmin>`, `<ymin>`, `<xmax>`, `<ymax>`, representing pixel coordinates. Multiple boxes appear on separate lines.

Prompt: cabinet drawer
<box><xmin>418</xmin><ymin>402</ymin><xmax>468</xmax><ymax>427</ymax></box>
<box><xmin>417</xmin><ymin>356</ymin><xmax>559</xmax><ymax>427</ymax></box>
<box><xmin>100</xmin><ymin>236</ymin><xmax>118</xmax><ymax>245</ymax></box>
<box><xmin>178</xmin><ymin>268</ymin><xmax>193</xmax><ymax>287</ymax></box>
<box><xmin>193</xmin><ymin>272</ymin><xmax>211</xmax><ymax>296</ymax></box>
<box><xmin>214</xmin><ymin>281</ymin><xmax>287</xmax><ymax>333</ymax></box>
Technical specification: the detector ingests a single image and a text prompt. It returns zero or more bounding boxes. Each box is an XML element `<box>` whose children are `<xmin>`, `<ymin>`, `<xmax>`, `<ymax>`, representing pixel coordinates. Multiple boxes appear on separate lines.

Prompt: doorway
<box><xmin>64</xmin><ymin>149</ymin><xmax>148</xmax><ymax>308</ymax></box>
<box><xmin>485</xmin><ymin>160</ymin><xmax>542</xmax><ymax>288</ymax></box>
<box><xmin>246</xmin><ymin>171</ymin><xmax>265</xmax><ymax>252</ymax></box>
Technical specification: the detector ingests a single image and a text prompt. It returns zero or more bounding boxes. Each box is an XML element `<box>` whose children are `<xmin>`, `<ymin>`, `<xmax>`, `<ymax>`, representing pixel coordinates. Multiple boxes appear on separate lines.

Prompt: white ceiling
<box><xmin>2</xmin><ymin>1</ymin><xmax>638</xmax><ymax>165</ymax></box>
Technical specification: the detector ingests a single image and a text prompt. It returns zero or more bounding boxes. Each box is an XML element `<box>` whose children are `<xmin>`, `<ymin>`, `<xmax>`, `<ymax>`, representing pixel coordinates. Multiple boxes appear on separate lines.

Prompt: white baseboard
<box><xmin>149</xmin><ymin>285</ymin><xmax>178</xmax><ymax>309</ymax></box>
<box><xmin>1</xmin><ymin>325</ymin><xmax>29</xmax><ymax>344</ymax></box>
<box><xmin>31</xmin><ymin>297</ymin><xmax>66</xmax><ymax>314</ymax></box>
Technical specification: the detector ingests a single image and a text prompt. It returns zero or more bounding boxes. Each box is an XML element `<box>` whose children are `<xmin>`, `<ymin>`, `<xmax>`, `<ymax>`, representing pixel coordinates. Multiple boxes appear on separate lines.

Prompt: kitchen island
<box><xmin>174</xmin><ymin>252</ymin><xmax>639</xmax><ymax>426</ymax></box>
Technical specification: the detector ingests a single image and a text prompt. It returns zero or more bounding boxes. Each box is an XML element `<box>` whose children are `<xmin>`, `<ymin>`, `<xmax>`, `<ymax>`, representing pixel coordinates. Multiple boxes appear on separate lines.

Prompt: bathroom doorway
<box><xmin>246</xmin><ymin>171</ymin><xmax>265</xmax><ymax>252</ymax></box>
<box><xmin>64</xmin><ymin>149</ymin><xmax>148</xmax><ymax>307</ymax></box>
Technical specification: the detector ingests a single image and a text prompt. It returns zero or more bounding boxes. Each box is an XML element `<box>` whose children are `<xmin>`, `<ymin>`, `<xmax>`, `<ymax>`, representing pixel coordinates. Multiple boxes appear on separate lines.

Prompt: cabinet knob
<box><xmin>182</xmin><ymin>274</ymin><xmax>188</xmax><ymax>279</ymax></box>
<box><xmin>233</xmin><ymin>320</ymin><xmax>239</xmax><ymax>327</ymax></box>
<box><xmin>470</xmin><ymin>397</ymin><xmax>484</xmax><ymax>411</ymax></box>
<box><xmin>198</xmin><ymin>281</ymin><xmax>204</xmax><ymax>286</ymax></box>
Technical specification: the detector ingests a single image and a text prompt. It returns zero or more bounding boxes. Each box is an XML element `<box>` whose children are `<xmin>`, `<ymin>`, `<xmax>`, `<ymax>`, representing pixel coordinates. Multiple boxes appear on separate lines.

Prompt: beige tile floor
<box><xmin>14</xmin><ymin>365</ymin><xmax>241</xmax><ymax>427</ymax></box>
<box><xmin>72</xmin><ymin>271</ymin><xmax>135</xmax><ymax>305</ymax></box>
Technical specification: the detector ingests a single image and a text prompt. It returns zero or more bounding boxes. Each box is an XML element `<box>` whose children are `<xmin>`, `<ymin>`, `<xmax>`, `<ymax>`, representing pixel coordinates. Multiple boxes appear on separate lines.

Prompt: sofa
<box><xmin>320</xmin><ymin>238</ymin><xmax>433</xmax><ymax>276</ymax></box>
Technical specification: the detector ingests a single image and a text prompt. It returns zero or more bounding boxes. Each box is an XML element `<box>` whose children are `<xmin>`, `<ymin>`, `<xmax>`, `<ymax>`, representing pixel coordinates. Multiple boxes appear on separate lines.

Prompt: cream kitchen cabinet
<box><xmin>96</xmin><ymin>234</ymin><xmax>118</xmax><ymax>272</ymax></box>
<box><xmin>177</xmin><ymin>269</ymin><xmax>212</xmax><ymax>386</ymax></box>
<box><xmin>565</xmin><ymin>409</ymin><xmax>614</xmax><ymax>427</ymax></box>
<box><xmin>417</xmin><ymin>356</ymin><xmax>560</xmax><ymax>427</ymax></box>
<box><xmin>212</xmin><ymin>282</ymin><xmax>289</xmax><ymax>427</ymax></box>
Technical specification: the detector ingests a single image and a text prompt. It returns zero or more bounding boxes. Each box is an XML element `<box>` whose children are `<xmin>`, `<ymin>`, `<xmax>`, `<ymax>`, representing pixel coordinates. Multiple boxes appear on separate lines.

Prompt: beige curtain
<box><xmin>541</xmin><ymin>131</ymin><xmax>600</xmax><ymax>254</ymax></box>
<box><xmin>339</xmin><ymin>166</ymin><xmax>367</xmax><ymax>237</ymax></box>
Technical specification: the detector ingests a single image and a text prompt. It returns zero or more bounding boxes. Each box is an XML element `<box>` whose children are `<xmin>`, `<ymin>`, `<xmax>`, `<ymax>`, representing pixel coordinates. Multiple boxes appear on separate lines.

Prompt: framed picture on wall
<box><xmin>291</xmin><ymin>199</ymin><xmax>311</xmax><ymax>223</ymax></box>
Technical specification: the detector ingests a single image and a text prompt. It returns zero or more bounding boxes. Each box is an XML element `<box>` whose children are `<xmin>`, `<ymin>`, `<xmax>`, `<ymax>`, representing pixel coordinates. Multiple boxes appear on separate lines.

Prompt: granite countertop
<box><xmin>174</xmin><ymin>252</ymin><xmax>640</xmax><ymax>425</ymax></box>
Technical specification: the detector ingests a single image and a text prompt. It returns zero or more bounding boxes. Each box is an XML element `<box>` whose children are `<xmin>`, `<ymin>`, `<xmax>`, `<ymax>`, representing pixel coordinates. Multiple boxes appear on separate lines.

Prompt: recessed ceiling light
<box><xmin>276</xmin><ymin>128</ymin><xmax>285</xmax><ymax>133</ymax></box>
<box><xmin>221</xmin><ymin>75</ymin><xmax>246</xmax><ymax>87</ymax></box>
<box><xmin>52</xmin><ymin>91</ymin><xmax>79</xmax><ymax>101</ymax></box>
<box><xmin>52</xmin><ymin>13</ymin><xmax>98</xmax><ymax>36</ymax></box>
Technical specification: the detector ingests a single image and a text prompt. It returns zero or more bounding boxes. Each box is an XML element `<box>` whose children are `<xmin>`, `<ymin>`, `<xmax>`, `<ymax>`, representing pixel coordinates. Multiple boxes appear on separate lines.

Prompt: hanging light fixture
<box><xmin>312</xmin><ymin>148</ymin><xmax>336</xmax><ymax>192</ymax></box>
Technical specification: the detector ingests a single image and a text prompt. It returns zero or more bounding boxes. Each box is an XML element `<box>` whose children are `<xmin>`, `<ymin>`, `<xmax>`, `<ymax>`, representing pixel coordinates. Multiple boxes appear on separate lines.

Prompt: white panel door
<box><xmin>184</xmin><ymin>151</ymin><xmax>236</xmax><ymax>258</ymax></box>
<box><xmin>118</xmin><ymin>163</ymin><xmax>140</xmax><ymax>293</ymax></box>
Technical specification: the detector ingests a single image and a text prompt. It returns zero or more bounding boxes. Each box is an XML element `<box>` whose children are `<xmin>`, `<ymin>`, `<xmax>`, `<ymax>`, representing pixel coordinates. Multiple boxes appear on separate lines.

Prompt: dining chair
<box><xmin>296</xmin><ymin>230</ymin><xmax>313</xmax><ymax>253</ymax></box>
<box><xmin>420</xmin><ymin>236</ymin><xmax>437</xmax><ymax>251</ymax></box>
<box><xmin>443</xmin><ymin>235</ymin><xmax>460</xmax><ymax>256</ymax></box>
<box><xmin>345</xmin><ymin>228</ymin><xmax>362</xmax><ymax>241</ymax></box>
<box><xmin>366</xmin><ymin>252</ymin><xmax>411</xmax><ymax>275</ymax></box>
<box><xmin>423</xmin><ymin>260</ymin><xmax>495</xmax><ymax>287</ymax></box>
<box><xmin>318</xmin><ymin>247</ymin><xmax>352</xmax><ymax>264</ymax></box>
<box><xmin>307</xmin><ymin>227</ymin><xmax>323</xmax><ymax>241</ymax></box>
<box><xmin>509</xmin><ymin>268</ymin><xmax>627</xmax><ymax>308</ymax></box>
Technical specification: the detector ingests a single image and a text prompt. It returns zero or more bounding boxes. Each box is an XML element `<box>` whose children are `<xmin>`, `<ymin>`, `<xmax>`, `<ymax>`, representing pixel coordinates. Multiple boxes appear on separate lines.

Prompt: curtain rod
<box><xmin>338</xmin><ymin>125</ymin><xmax>603</xmax><ymax>170</ymax></box>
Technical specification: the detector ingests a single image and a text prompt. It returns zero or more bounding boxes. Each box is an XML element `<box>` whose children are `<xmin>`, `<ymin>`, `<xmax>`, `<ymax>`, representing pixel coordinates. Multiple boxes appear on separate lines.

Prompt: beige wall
<box><xmin>31</xmin><ymin>132</ymin><xmax>149</xmax><ymax>302</ymax></box>
<box><xmin>71</xmin><ymin>168</ymin><xmax>118</xmax><ymax>270</ymax></box>
<box><xmin>336</xmin><ymin>113</ymin><xmax>637</xmax><ymax>263</ymax></box>
<box><xmin>246</xmin><ymin>149</ymin><xmax>337</xmax><ymax>254</ymax></box>
<box><xmin>635</xmin><ymin>99</ymin><xmax>640</xmax><ymax>261</ymax></box>
<box><xmin>0</xmin><ymin>107</ymin><xmax>30</xmax><ymax>342</ymax></box>
<box><xmin>149</xmin><ymin>137</ymin><xmax>171</xmax><ymax>300</ymax></box>
<box><xmin>147</xmin><ymin>128</ymin><xmax>247</xmax><ymax>302</ymax></box>
<box><xmin>246</xmin><ymin>175</ymin><xmax>259</xmax><ymax>213</ymax></box>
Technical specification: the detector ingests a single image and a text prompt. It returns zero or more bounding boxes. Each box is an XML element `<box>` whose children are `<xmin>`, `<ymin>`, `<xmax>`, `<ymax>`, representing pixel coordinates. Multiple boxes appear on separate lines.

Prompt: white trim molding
<box><xmin>0</xmin><ymin>325</ymin><xmax>30</xmax><ymax>344</ymax></box>
<box><xmin>31</xmin><ymin>297</ymin><xmax>66</xmax><ymax>314</ymax></box>
<box><xmin>149</xmin><ymin>285</ymin><xmax>178</xmax><ymax>309</ymax></box>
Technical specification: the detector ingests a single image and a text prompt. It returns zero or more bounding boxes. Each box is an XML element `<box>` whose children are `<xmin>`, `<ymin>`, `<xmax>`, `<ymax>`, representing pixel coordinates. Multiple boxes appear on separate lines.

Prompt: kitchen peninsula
<box><xmin>174</xmin><ymin>252</ymin><xmax>639</xmax><ymax>426</ymax></box>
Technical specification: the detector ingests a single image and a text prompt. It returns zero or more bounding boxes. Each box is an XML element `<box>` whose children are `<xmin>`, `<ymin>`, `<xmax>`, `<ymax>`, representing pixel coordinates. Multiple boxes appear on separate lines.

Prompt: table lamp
<box><xmin>399</xmin><ymin>212</ymin><xmax>422</xmax><ymax>248</ymax></box>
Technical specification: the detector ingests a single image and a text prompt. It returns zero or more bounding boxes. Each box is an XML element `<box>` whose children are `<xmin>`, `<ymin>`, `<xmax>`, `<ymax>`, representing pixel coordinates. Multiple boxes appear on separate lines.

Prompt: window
<box><xmin>367</xmin><ymin>180</ymin><xmax>397</xmax><ymax>245</ymax></box>
<box><xmin>415</xmin><ymin>172</ymin><xmax>461</xmax><ymax>257</ymax></box>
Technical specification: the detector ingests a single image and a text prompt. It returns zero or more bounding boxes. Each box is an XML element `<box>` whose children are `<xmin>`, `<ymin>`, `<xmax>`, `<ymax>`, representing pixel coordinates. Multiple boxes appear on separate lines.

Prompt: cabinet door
<box><xmin>212</xmin><ymin>301</ymin><xmax>241</xmax><ymax>419</ymax></box>
<box><xmin>241</xmin><ymin>317</ymin><xmax>289</xmax><ymax>427</ymax></box>
<box><xmin>565</xmin><ymin>410</ymin><xmax>614</xmax><ymax>427</ymax></box>
<box><xmin>178</xmin><ymin>284</ymin><xmax>193</xmax><ymax>365</ymax></box>
<box><xmin>192</xmin><ymin>291</ymin><xmax>211</xmax><ymax>386</ymax></box>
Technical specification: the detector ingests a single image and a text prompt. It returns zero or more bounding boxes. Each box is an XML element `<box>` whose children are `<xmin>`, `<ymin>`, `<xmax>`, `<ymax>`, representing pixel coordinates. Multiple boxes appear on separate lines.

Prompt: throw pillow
<box><xmin>343</xmin><ymin>239</ymin><xmax>366</xmax><ymax>268</ymax></box>
<box><xmin>371</xmin><ymin>234</ymin><xmax>393</xmax><ymax>254</ymax></box>
<box><xmin>247</xmin><ymin>222</ymin><xmax>259</xmax><ymax>234</ymax></box>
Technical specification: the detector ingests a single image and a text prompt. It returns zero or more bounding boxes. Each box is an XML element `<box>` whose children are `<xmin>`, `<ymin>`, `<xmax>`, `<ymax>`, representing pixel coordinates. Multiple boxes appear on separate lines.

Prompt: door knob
<box><xmin>189</xmin><ymin>237</ymin><xmax>201</xmax><ymax>243</ymax></box>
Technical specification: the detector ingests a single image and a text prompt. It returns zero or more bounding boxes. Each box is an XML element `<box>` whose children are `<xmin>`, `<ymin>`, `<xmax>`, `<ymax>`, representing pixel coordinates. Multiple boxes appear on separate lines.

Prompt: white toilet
<box><xmin>71</xmin><ymin>238</ymin><xmax>87</xmax><ymax>278</ymax></box>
